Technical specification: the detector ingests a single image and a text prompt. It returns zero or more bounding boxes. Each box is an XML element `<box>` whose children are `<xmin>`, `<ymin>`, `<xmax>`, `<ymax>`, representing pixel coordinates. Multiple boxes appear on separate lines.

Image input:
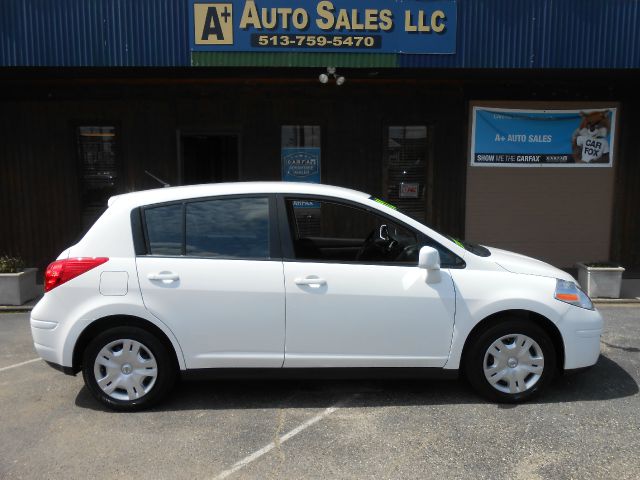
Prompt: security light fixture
<box><xmin>319</xmin><ymin>67</ymin><xmax>346</xmax><ymax>86</ymax></box>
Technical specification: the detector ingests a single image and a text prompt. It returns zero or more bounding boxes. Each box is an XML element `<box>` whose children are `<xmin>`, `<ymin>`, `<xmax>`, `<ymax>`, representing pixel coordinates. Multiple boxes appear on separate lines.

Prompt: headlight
<box><xmin>554</xmin><ymin>279</ymin><xmax>594</xmax><ymax>310</ymax></box>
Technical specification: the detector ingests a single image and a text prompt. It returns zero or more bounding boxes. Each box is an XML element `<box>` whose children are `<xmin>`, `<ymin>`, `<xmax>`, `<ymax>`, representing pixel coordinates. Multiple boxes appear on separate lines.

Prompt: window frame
<box><xmin>276</xmin><ymin>194</ymin><xmax>465</xmax><ymax>269</ymax></box>
<box><xmin>132</xmin><ymin>194</ymin><xmax>281</xmax><ymax>261</ymax></box>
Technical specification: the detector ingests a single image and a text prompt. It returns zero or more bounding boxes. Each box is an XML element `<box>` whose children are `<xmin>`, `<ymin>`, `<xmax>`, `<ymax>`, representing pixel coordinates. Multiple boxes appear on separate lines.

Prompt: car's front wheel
<box><xmin>464</xmin><ymin>320</ymin><xmax>557</xmax><ymax>402</ymax></box>
<box><xmin>82</xmin><ymin>326</ymin><xmax>176</xmax><ymax>411</ymax></box>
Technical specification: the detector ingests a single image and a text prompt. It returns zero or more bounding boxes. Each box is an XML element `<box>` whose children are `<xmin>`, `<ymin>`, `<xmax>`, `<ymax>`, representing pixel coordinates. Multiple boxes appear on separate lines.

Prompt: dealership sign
<box><xmin>190</xmin><ymin>0</ymin><xmax>457</xmax><ymax>54</ymax></box>
<box><xmin>470</xmin><ymin>107</ymin><xmax>617</xmax><ymax>167</ymax></box>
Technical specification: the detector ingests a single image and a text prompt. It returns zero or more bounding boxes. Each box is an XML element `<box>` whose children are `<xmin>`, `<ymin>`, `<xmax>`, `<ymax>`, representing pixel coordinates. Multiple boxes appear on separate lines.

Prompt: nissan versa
<box><xmin>30</xmin><ymin>182</ymin><xmax>602</xmax><ymax>410</ymax></box>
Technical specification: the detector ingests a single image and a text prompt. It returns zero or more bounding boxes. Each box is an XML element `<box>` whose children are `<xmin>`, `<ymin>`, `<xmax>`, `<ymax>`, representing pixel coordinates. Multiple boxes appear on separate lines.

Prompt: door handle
<box><xmin>294</xmin><ymin>276</ymin><xmax>326</xmax><ymax>286</ymax></box>
<box><xmin>147</xmin><ymin>272</ymin><xmax>179</xmax><ymax>282</ymax></box>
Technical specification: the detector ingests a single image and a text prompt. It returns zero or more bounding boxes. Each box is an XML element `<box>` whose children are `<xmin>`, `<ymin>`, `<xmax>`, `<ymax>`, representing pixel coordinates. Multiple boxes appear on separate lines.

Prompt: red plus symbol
<box><xmin>221</xmin><ymin>6</ymin><xmax>231</xmax><ymax>22</ymax></box>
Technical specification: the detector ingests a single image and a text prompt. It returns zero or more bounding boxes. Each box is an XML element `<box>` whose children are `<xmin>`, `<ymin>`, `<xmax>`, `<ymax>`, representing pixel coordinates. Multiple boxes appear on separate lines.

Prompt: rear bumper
<box><xmin>30</xmin><ymin>313</ymin><xmax>67</xmax><ymax>367</ymax></box>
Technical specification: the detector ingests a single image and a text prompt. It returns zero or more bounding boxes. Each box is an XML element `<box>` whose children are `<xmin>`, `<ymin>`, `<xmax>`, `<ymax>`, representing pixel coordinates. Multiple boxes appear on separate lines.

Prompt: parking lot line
<box><xmin>212</xmin><ymin>397</ymin><xmax>353</xmax><ymax>480</ymax></box>
<box><xmin>0</xmin><ymin>358</ymin><xmax>40</xmax><ymax>373</ymax></box>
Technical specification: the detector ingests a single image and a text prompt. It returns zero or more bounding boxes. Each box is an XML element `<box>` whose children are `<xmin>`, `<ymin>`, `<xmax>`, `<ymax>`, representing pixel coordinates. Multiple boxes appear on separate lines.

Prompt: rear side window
<box><xmin>142</xmin><ymin>196</ymin><xmax>270</xmax><ymax>259</ymax></box>
<box><xmin>145</xmin><ymin>204</ymin><xmax>183</xmax><ymax>255</ymax></box>
<box><xmin>186</xmin><ymin>198</ymin><xmax>269</xmax><ymax>258</ymax></box>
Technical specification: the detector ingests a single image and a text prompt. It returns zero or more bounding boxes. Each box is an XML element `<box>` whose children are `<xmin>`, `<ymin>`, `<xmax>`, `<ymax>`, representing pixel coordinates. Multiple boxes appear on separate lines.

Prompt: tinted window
<box><xmin>145</xmin><ymin>204</ymin><xmax>183</xmax><ymax>255</ymax></box>
<box><xmin>186</xmin><ymin>197</ymin><xmax>269</xmax><ymax>258</ymax></box>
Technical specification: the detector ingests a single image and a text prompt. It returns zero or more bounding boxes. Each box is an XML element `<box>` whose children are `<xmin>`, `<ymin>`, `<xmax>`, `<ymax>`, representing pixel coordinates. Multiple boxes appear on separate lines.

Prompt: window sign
<box><xmin>281</xmin><ymin>148</ymin><xmax>321</xmax><ymax>184</ymax></box>
<box><xmin>190</xmin><ymin>0</ymin><xmax>457</xmax><ymax>54</ymax></box>
<box><xmin>282</xmin><ymin>126</ymin><xmax>321</xmax><ymax>209</ymax></box>
<box><xmin>470</xmin><ymin>106</ymin><xmax>617</xmax><ymax>167</ymax></box>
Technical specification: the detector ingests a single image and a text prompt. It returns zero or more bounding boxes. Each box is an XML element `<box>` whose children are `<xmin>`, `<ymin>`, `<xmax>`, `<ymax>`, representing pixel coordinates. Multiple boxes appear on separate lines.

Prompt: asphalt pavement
<box><xmin>0</xmin><ymin>307</ymin><xmax>638</xmax><ymax>479</ymax></box>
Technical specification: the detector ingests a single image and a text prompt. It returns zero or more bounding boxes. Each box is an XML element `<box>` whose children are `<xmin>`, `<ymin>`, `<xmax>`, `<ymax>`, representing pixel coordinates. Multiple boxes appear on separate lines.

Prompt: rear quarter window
<box><xmin>144</xmin><ymin>204</ymin><xmax>183</xmax><ymax>255</ymax></box>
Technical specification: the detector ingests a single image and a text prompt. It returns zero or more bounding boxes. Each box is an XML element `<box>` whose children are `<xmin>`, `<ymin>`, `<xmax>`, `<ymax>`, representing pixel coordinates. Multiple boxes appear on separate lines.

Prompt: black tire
<box><xmin>464</xmin><ymin>320</ymin><xmax>556</xmax><ymax>403</ymax></box>
<box><xmin>82</xmin><ymin>326</ymin><xmax>176</xmax><ymax>411</ymax></box>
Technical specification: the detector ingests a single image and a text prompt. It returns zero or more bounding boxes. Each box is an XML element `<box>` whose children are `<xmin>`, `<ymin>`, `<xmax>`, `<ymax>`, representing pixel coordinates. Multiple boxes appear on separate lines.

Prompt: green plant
<box><xmin>0</xmin><ymin>255</ymin><xmax>25</xmax><ymax>274</ymax></box>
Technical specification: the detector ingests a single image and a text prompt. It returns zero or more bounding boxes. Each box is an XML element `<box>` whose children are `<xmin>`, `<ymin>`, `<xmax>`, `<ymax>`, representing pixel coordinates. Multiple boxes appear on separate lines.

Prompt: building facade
<box><xmin>1</xmin><ymin>0</ymin><xmax>639</xmax><ymax>283</ymax></box>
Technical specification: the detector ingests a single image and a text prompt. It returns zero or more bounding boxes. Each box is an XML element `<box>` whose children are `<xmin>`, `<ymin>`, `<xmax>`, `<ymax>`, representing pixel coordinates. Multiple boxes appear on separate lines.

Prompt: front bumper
<box><xmin>559</xmin><ymin>305</ymin><xmax>603</xmax><ymax>370</ymax></box>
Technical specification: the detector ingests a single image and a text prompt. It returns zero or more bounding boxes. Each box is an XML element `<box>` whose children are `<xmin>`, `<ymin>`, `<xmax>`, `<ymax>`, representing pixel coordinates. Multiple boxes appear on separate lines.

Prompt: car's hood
<box><xmin>486</xmin><ymin>246</ymin><xmax>575</xmax><ymax>282</ymax></box>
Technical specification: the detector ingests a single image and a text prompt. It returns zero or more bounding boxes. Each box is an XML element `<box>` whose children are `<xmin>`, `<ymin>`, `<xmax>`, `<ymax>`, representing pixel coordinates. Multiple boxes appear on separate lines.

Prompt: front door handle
<box><xmin>294</xmin><ymin>276</ymin><xmax>326</xmax><ymax>286</ymax></box>
<box><xmin>147</xmin><ymin>272</ymin><xmax>179</xmax><ymax>282</ymax></box>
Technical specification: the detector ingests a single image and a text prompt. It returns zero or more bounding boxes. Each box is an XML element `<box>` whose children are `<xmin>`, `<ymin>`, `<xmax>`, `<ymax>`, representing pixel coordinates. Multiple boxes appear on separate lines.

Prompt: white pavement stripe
<box><xmin>212</xmin><ymin>397</ymin><xmax>352</xmax><ymax>480</ymax></box>
<box><xmin>0</xmin><ymin>358</ymin><xmax>41</xmax><ymax>372</ymax></box>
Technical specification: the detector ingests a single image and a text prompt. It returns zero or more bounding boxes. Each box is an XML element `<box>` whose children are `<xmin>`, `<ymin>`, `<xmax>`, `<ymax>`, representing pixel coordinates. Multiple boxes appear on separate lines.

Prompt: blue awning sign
<box><xmin>190</xmin><ymin>0</ymin><xmax>457</xmax><ymax>54</ymax></box>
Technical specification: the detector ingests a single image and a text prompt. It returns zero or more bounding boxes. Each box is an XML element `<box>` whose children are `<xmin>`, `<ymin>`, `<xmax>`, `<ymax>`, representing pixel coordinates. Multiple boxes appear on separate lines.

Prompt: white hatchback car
<box><xmin>31</xmin><ymin>182</ymin><xmax>602</xmax><ymax>410</ymax></box>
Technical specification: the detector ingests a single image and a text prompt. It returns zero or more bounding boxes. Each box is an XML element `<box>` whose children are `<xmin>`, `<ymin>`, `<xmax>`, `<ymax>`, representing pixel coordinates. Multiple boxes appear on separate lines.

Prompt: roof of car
<box><xmin>108</xmin><ymin>182</ymin><xmax>371</xmax><ymax>208</ymax></box>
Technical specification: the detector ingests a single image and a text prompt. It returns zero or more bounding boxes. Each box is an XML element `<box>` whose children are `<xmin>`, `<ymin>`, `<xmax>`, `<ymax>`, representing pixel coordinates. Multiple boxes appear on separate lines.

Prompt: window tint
<box><xmin>186</xmin><ymin>197</ymin><xmax>269</xmax><ymax>258</ymax></box>
<box><xmin>145</xmin><ymin>204</ymin><xmax>183</xmax><ymax>255</ymax></box>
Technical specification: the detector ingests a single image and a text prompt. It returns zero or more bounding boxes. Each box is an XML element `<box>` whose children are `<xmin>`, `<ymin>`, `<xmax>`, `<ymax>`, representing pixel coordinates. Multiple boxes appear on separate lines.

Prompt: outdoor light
<box><xmin>318</xmin><ymin>67</ymin><xmax>346</xmax><ymax>86</ymax></box>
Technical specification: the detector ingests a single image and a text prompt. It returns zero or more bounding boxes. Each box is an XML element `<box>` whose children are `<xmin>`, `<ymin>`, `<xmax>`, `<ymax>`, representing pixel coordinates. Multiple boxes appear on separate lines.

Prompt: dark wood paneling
<box><xmin>1</xmin><ymin>72</ymin><xmax>639</xmax><ymax>275</ymax></box>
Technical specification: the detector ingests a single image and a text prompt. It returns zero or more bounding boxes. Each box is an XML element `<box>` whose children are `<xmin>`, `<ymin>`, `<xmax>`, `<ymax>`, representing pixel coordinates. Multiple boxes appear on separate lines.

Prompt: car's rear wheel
<box><xmin>464</xmin><ymin>320</ymin><xmax>556</xmax><ymax>402</ymax></box>
<box><xmin>82</xmin><ymin>326</ymin><xmax>176</xmax><ymax>411</ymax></box>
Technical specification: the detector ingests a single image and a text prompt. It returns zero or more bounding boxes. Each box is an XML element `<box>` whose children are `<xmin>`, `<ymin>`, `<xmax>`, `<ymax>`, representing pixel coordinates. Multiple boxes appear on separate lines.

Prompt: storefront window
<box><xmin>384</xmin><ymin>126</ymin><xmax>428</xmax><ymax>221</ymax></box>
<box><xmin>77</xmin><ymin>126</ymin><xmax>119</xmax><ymax>229</ymax></box>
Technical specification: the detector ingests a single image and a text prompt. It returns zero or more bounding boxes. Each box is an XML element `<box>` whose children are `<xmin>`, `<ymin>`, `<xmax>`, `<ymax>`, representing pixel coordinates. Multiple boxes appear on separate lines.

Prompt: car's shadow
<box><xmin>75</xmin><ymin>354</ymin><xmax>638</xmax><ymax>412</ymax></box>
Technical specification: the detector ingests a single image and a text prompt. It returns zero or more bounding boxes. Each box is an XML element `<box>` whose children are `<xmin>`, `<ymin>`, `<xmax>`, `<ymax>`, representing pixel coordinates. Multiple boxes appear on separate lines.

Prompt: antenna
<box><xmin>144</xmin><ymin>170</ymin><xmax>170</xmax><ymax>188</ymax></box>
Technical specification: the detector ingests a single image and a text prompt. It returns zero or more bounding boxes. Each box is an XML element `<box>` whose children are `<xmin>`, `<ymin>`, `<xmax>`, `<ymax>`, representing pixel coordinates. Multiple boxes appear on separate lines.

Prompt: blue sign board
<box><xmin>282</xmin><ymin>147</ymin><xmax>321</xmax><ymax>182</ymax></box>
<box><xmin>470</xmin><ymin>107</ymin><xmax>616</xmax><ymax>167</ymax></box>
<box><xmin>282</xmin><ymin>147</ymin><xmax>321</xmax><ymax>208</ymax></box>
<box><xmin>190</xmin><ymin>0</ymin><xmax>456</xmax><ymax>54</ymax></box>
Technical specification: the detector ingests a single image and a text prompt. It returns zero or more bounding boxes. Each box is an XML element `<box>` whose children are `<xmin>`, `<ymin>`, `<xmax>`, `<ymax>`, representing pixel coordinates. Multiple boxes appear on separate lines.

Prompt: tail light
<box><xmin>44</xmin><ymin>257</ymin><xmax>109</xmax><ymax>292</ymax></box>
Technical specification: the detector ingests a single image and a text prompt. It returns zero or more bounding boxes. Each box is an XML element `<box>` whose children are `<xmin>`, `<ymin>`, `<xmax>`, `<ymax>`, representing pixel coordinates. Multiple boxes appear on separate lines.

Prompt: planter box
<box><xmin>0</xmin><ymin>268</ymin><xmax>40</xmax><ymax>305</ymax></box>
<box><xmin>576</xmin><ymin>263</ymin><xmax>625</xmax><ymax>299</ymax></box>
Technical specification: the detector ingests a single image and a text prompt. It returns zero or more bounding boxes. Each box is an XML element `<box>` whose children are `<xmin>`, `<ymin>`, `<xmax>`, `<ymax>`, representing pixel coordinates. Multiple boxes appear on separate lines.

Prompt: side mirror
<box><xmin>419</xmin><ymin>246</ymin><xmax>441</xmax><ymax>284</ymax></box>
<box><xmin>418</xmin><ymin>246</ymin><xmax>440</xmax><ymax>270</ymax></box>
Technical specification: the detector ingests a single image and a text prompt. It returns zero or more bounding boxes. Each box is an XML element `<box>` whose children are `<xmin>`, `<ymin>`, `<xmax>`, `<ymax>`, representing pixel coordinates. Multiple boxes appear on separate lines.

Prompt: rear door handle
<box><xmin>294</xmin><ymin>276</ymin><xmax>326</xmax><ymax>286</ymax></box>
<box><xmin>147</xmin><ymin>272</ymin><xmax>179</xmax><ymax>282</ymax></box>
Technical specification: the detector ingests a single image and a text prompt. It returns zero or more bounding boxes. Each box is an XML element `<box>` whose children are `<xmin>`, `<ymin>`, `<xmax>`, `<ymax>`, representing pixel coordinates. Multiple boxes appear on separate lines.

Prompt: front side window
<box><xmin>143</xmin><ymin>197</ymin><xmax>270</xmax><ymax>259</ymax></box>
<box><xmin>286</xmin><ymin>198</ymin><xmax>418</xmax><ymax>264</ymax></box>
<box><xmin>286</xmin><ymin>198</ymin><xmax>463</xmax><ymax>267</ymax></box>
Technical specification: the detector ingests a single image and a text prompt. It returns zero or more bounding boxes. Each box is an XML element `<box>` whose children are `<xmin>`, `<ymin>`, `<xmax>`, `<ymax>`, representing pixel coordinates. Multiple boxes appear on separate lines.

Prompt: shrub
<box><xmin>0</xmin><ymin>255</ymin><xmax>25</xmax><ymax>274</ymax></box>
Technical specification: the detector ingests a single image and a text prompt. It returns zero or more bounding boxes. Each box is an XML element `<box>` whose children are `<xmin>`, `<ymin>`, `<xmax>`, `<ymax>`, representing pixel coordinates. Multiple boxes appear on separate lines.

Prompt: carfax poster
<box><xmin>282</xmin><ymin>147</ymin><xmax>321</xmax><ymax>207</ymax></box>
<box><xmin>470</xmin><ymin>107</ymin><xmax>617</xmax><ymax>167</ymax></box>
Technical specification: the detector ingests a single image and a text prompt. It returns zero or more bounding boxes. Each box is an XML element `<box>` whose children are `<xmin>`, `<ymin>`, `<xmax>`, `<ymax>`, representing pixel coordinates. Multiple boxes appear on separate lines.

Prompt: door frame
<box><xmin>176</xmin><ymin>128</ymin><xmax>242</xmax><ymax>185</ymax></box>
